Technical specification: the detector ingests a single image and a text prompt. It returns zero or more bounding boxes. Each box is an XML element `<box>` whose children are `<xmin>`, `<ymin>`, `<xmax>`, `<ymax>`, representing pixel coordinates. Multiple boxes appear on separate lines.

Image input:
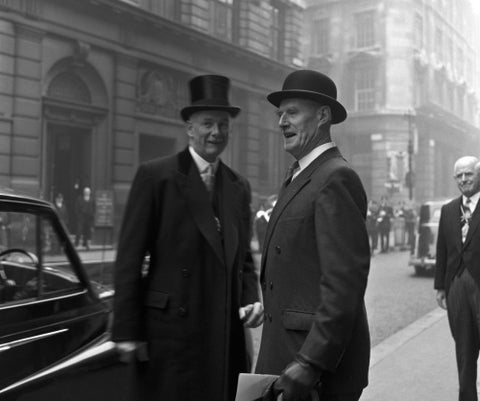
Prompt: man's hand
<box><xmin>239</xmin><ymin>302</ymin><xmax>264</xmax><ymax>327</ymax></box>
<box><xmin>436</xmin><ymin>289</ymin><xmax>447</xmax><ymax>310</ymax></box>
<box><xmin>274</xmin><ymin>360</ymin><xmax>321</xmax><ymax>401</ymax></box>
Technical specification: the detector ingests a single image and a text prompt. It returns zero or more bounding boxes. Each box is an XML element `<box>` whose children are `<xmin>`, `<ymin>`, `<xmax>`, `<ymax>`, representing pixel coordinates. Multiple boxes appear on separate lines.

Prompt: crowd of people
<box><xmin>366</xmin><ymin>196</ymin><xmax>417</xmax><ymax>255</ymax></box>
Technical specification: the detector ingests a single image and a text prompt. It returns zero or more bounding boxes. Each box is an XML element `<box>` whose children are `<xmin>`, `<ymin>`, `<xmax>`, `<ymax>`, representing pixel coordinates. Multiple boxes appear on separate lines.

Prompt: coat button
<box><xmin>269</xmin><ymin>282</ymin><xmax>273</xmax><ymax>290</ymax></box>
<box><xmin>181</xmin><ymin>269</ymin><xmax>190</xmax><ymax>278</ymax></box>
<box><xmin>268</xmin><ymin>313</ymin><xmax>272</xmax><ymax>322</ymax></box>
<box><xmin>274</xmin><ymin>245</ymin><xmax>281</xmax><ymax>254</ymax></box>
<box><xmin>178</xmin><ymin>307</ymin><xmax>188</xmax><ymax>317</ymax></box>
<box><xmin>261</xmin><ymin>281</ymin><xmax>266</xmax><ymax>290</ymax></box>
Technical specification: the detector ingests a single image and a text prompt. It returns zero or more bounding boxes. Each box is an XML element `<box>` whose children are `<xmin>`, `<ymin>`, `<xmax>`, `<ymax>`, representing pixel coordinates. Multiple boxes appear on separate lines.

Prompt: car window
<box><xmin>0</xmin><ymin>210</ymin><xmax>81</xmax><ymax>305</ymax></box>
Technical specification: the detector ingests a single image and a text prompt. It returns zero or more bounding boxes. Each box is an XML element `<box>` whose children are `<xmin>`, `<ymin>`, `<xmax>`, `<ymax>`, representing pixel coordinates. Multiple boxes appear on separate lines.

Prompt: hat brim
<box><xmin>267</xmin><ymin>90</ymin><xmax>347</xmax><ymax>124</ymax></box>
<box><xmin>181</xmin><ymin>105</ymin><xmax>241</xmax><ymax>122</ymax></box>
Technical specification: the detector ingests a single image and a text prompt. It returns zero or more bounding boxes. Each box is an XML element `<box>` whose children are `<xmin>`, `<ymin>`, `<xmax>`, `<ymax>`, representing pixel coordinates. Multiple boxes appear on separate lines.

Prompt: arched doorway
<box><xmin>43</xmin><ymin>59</ymin><xmax>108</xmax><ymax>233</ymax></box>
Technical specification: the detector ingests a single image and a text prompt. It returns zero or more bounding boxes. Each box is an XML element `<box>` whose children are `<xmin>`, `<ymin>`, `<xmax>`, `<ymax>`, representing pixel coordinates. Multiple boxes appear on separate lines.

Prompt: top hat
<box><xmin>180</xmin><ymin>75</ymin><xmax>241</xmax><ymax>121</ymax></box>
<box><xmin>267</xmin><ymin>70</ymin><xmax>347</xmax><ymax>124</ymax></box>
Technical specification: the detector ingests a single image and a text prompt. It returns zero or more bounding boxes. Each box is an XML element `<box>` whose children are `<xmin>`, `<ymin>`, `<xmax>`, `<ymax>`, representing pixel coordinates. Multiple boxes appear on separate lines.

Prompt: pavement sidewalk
<box><xmin>362</xmin><ymin>307</ymin><xmax>462</xmax><ymax>401</ymax></box>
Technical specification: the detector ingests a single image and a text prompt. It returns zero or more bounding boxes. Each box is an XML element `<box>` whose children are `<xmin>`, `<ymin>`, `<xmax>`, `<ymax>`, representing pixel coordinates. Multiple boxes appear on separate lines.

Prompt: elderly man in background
<box><xmin>435</xmin><ymin>155</ymin><xmax>480</xmax><ymax>401</ymax></box>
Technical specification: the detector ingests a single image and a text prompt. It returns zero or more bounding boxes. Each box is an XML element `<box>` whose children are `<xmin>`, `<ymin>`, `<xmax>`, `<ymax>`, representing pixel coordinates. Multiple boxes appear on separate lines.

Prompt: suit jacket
<box><xmin>112</xmin><ymin>148</ymin><xmax>260</xmax><ymax>401</ymax></box>
<box><xmin>434</xmin><ymin>196</ymin><xmax>480</xmax><ymax>295</ymax></box>
<box><xmin>255</xmin><ymin>147</ymin><xmax>371</xmax><ymax>394</ymax></box>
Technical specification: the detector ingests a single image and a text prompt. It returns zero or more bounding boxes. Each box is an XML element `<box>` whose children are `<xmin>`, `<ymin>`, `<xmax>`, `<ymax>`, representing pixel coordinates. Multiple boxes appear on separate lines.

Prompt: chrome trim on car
<box><xmin>0</xmin><ymin>338</ymin><xmax>118</xmax><ymax>395</ymax></box>
<box><xmin>0</xmin><ymin>328</ymin><xmax>69</xmax><ymax>352</ymax></box>
<box><xmin>0</xmin><ymin>289</ymin><xmax>88</xmax><ymax>310</ymax></box>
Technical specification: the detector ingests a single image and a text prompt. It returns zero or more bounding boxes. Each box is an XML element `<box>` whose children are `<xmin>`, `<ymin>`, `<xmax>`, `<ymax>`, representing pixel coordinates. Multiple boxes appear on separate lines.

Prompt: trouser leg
<box><xmin>447</xmin><ymin>270</ymin><xmax>480</xmax><ymax>401</ymax></box>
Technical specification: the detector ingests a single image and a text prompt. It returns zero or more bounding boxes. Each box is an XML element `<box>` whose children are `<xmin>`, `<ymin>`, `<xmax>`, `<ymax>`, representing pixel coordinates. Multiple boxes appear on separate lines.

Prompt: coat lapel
<box><xmin>261</xmin><ymin>147</ymin><xmax>341</xmax><ymax>274</ymax></box>
<box><xmin>175</xmin><ymin>150</ymin><xmax>225</xmax><ymax>265</ymax></box>
<box><xmin>218</xmin><ymin>163</ymin><xmax>240</xmax><ymax>272</ymax></box>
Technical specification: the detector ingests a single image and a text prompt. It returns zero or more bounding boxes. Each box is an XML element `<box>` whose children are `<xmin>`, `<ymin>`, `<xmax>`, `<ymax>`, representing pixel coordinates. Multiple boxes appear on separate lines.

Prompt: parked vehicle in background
<box><xmin>0</xmin><ymin>190</ymin><xmax>132</xmax><ymax>401</ymax></box>
<box><xmin>409</xmin><ymin>199</ymin><xmax>451</xmax><ymax>275</ymax></box>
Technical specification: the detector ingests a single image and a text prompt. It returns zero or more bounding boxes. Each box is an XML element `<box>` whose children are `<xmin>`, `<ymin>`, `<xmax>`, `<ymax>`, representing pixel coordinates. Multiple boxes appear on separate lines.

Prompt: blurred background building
<box><xmin>1</xmin><ymin>0</ymin><xmax>480</xmax><ymax>243</ymax></box>
<box><xmin>304</xmin><ymin>0</ymin><xmax>480</xmax><ymax>206</ymax></box>
<box><xmin>0</xmin><ymin>0</ymin><xmax>304</xmax><ymax>242</ymax></box>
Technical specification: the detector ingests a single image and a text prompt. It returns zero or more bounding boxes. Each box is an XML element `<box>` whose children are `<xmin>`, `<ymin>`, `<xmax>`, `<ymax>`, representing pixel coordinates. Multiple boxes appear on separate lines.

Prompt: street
<box><xmin>249</xmin><ymin>249</ymin><xmax>438</xmax><ymax>362</ymax></box>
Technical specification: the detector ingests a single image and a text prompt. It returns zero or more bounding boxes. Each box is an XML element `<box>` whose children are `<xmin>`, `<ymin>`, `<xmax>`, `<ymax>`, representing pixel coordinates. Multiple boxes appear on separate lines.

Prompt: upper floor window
<box><xmin>355</xmin><ymin>67</ymin><xmax>375</xmax><ymax>111</ymax></box>
<box><xmin>435</xmin><ymin>28</ymin><xmax>443</xmax><ymax>62</ymax></box>
<box><xmin>456</xmin><ymin>46</ymin><xmax>464</xmax><ymax>77</ymax></box>
<box><xmin>150</xmin><ymin>0</ymin><xmax>177</xmax><ymax>20</ymax></box>
<box><xmin>354</xmin><ymin>10</ymin><xmax>375</xmax><ymax>48</ymax></box>
<box><xmin>446</xmin><ymin>36</ymin><xmax>453</xmax><ymax>67</ymax></box>
<box><xmin>270</xmin><ymin>3</ymin><xmax>283</xmax><ymax>60</ymax></box>
<box><xmin>414</xmin><ymin>13</ymin><xmax>423</xmax><ymax>49</ymax></box>
<box><xmin>312</xmin><ymin>18</ymin><xmax>329</xmax><ymax>55</ymax></box>
<box><xmin>210</xmin><ymin>0</ymin><xmax>233</xmax><ymax>41</ymax></box>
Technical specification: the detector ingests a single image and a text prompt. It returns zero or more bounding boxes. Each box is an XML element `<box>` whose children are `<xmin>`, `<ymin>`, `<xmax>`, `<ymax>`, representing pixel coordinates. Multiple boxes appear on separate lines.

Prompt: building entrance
<box><xmin>47</xmin><ymin>125</ymin><xmax>92</xmax><ymax>233</ymax></box>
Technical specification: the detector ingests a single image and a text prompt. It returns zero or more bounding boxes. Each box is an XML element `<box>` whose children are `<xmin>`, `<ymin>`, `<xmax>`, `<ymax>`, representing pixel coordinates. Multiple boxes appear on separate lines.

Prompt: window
<box><xmin>210</xmin><ymin>0</ymin><xmax>233</xmax><ymax>41</ymax></box>
<box><xmin>355</xmin><ymin>11</ymin><xmax>375</xmax><ymax>48</ymax></box>
<box><xmin>0</xmin><ymin>210</ymin><xmax>81</xmax><ymax>305</ymax></box>
<box><xmin>312</xmin><ymin>18</ymin><xmax>329</xmax><ymax>55</ymax></box>
<box><xmin>355</xmin><ymin>67</ymin><xmax>375</xmax><ymax>111</ymax></box>
<box><xmin>435</xmin><ymin>73</ymin><xmax>444</xmax><ymax>106</ymax></box>
<box><xmin>456</xmin><ymin>46</ymin><xmax>464</xmax><ymax>77</ymax></box>
<box><xmin>414</xmin><ymin>13</ymin><xmax>423</xmax><ymax>49</ymax></box>
<box><xmin>446</xmin><ymin>37</ymin><xmax>453</xmax><ymax>67</ymax></box>
<box><xmin>139</xmin><ymin>134</ymin><xmax>176</xmax><ymax>164</ymax></box>
<box><xmin>270</xmin><ymin>3</ymin><xmax>282</xmax><ymax>59</ymax></box>
<box><xmin>435</xmin><ymin>28</ymin><xmax>443</xmax><ymax>62</ymax></box>
<box><xmin>150</xmin><ymin>0</ymin><xmax>176</xmax><ymax>20</ymax></box>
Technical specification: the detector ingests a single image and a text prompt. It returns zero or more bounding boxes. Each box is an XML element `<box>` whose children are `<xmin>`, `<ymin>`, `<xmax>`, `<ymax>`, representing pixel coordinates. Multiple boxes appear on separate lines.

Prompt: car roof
<box><xmin>0</xmin><ymin>188</ymin><xmax>51</xmax><ymax>208</ymax></box>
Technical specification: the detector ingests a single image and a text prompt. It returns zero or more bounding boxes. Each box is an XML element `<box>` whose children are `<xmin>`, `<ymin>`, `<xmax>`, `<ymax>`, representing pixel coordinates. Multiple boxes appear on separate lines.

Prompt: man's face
<box><xmin>187</xmin><ymin>110</ymin><xmax>230</xmax><ymax>162</ymax></box>
<box><xmin>276</xmin><ymin>98</ymin><xmax>324</xmax><ymax>159</ymax></box>
<box><xmin>454</xmin><ymin>160</ymin><xmax>480</xmax><ymax>197</ymax></box>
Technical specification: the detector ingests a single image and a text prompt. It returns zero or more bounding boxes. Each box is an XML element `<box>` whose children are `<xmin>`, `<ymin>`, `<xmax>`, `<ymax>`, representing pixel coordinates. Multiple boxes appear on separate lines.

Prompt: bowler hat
<box><xmin>180</xmin><ymin>75</ymin><xmax>241</xmax><ymax>121</ymax></box>
<box><xmin>267</xmin><ymin>70</ymin><xmax>347</xmax><ymax>124</ymax></box>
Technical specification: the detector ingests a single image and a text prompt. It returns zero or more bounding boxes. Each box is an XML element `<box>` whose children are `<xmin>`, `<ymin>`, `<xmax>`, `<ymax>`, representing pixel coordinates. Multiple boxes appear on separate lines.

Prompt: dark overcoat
<box><xmin>434</xmin><ymin>196</ymin><xmax>480</xmax><ymax>295</ymax></box>
<box><xmin>112</xmin><ymin>148</ymin><xmax>260</xmax><ymax>401</ymax></box>
<box><xmin>255</xmin><ymin>147</ymin><xmax>371</xmax><ymax>395</ymax></box>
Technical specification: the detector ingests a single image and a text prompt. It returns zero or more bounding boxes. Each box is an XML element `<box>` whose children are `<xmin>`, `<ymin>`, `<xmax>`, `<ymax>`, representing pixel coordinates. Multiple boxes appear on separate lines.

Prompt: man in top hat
<box><xmin>255</xmin><ymin>70</ymin><xmax>371</xmax><ymax>401</ymax></box>
<box><xmin>112</xmin><ymin>74</ymin><xmax>263</xmax><ymax>401</ymax></box>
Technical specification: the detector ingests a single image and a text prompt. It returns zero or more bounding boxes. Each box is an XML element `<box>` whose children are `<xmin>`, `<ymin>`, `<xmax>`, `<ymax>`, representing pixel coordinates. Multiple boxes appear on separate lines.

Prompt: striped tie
<box><xmin>461</xmin><ymin>198</ymin><xmax>472</xmax><ymax>243</ymax></box>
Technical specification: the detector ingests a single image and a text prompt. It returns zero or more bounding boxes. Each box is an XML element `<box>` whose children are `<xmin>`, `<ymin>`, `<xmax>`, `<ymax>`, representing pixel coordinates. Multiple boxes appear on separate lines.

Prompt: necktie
<box><xmin>284</xmin><ymin>161</ymin><xmax>300</xmax><ymax>187</ymax></box>
<box><xmin>461</xmin><ymin>198</ymin><xmax>472</xmax><ymax>242</ymax></box>
<box><xmin>201</xmin><ymin>164</ymin><xmax>215</xmax><ymax>193</ymax></box>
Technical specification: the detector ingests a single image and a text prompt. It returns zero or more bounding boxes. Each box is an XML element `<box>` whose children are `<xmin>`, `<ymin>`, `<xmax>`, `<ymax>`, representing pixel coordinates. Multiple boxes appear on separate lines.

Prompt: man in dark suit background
<box><xmin>112</xmin><ymin>74</ymin><xmax>263</xmax><ymax>401</ymax></box>
<box><xmin>255</xmin><ymin>70</ymin><xmax>371</xmax><ymax>401</ymax></box>
<box><xmin>435</xmin><ymin>155</ymin><xmax>480</xmax><ymax>401</ymax></box>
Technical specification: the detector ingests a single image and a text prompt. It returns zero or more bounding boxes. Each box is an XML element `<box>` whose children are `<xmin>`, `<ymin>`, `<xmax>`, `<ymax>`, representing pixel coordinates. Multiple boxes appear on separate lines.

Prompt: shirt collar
<box><xmin>189</xmin><ymin>146</ymin><xmax>219</xmax><ymax>173</ymax></box>
<box><xmin>294</xmin><ymin>142</ymin><xmax>336</xmax><ymax>178</ymax></box>
<box><xmin>463</xmin><ymin>191</ymin><xmax>480</xmax><ymax>212</ymax></box>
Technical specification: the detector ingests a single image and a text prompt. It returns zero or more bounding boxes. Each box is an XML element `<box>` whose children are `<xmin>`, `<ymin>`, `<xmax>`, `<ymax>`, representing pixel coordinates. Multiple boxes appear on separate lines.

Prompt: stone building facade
<box><xmin>0</xmin><ymin>0</ymin><xmax>304</xmax><ymax>241</ymax></box>
<box><xmin>303</xmin><ymin>0</ymin><xmax>480</xmax><ymax>205</ymax></box>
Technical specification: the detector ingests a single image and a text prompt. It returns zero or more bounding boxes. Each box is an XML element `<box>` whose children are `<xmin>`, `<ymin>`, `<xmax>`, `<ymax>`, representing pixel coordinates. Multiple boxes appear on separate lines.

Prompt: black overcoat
<box><xmin>255</xmin><ymin>147</ymin><xmax>371</xmax><ymax>395</ymax></box>
<box><xmin>434</xmin><ymin>196</ymin><xmax>480</xmax><ymax>295</ymax></box>
<box><xmin>112</xmin><ymin>148</ymin><xmax>260</xmax><ymax>401</ymax></box>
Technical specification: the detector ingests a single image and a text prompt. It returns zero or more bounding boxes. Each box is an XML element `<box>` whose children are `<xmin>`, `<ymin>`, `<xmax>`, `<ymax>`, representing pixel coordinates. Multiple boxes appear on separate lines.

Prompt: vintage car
<box><xmin>409</xmin><ymin>199</ymin><xmax>451</xmax><ymax>275</ymax></box>
<box><xmin>0</xmin><ymin>190</ymin><xmax>133</xmax><ymax>400</ymax></box>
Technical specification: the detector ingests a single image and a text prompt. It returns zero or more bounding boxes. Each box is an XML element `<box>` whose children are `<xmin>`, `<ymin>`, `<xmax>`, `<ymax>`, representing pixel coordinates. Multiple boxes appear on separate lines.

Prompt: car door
<box><xmin>0</xmin><ymin>205</ymin><xmax>109</xmax><ymax>389</ymax></box>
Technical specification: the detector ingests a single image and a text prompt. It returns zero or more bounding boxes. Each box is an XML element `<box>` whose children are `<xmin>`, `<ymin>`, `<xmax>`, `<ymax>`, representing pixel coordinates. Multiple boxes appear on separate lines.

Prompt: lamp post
<box><xmin>404</xmin><ymin>110</ymin><xmax>415</xmax><ymax>201</ymax></box>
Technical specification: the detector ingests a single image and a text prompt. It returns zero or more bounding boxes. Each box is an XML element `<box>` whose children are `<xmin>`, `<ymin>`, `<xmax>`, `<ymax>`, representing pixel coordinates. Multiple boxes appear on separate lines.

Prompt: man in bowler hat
<box><xmin>255</xmin><ymin>70</ymin><xmax>371</xmax><ymax>401</ymax></box>
<box><xmin>112</xmin><ymin>74</ymin><xmax>263</xmax><ymax>401</ymax></box>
